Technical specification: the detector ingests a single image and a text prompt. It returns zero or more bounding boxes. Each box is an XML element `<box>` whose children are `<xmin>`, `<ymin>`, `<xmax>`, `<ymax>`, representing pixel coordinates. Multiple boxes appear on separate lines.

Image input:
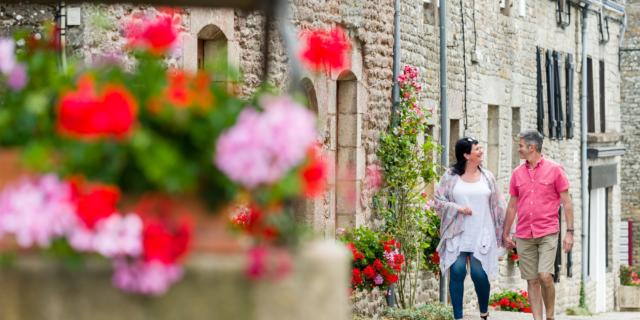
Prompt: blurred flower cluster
<box><xmin>0</xmin><ymin>176</ymin><xmax>190</xmax><ymax>295</ymax></box>
<box><xmin>489</xmin><ymin>289</ymin><xmax>531</xmax><ymax>313</ymax></box>
<box><xmin>0</xmin><ymin>7</ymin><xmax>347</xmax><ymax>295</ymax></box>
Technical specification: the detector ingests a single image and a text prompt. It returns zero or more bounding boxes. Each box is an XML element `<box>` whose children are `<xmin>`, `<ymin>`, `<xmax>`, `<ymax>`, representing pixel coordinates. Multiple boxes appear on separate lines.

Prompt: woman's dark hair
<box><xmin>451</xmin><ymin>137</ymin><xmax>479</xmax><ymax>175</ymax></box>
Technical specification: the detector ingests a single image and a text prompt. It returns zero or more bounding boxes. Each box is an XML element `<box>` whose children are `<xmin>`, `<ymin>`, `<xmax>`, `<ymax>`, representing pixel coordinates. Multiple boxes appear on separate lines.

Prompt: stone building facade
<box><xmin>0</xmin><ymin>0</ymin><xmax>631</xmax><ymax>316</ymax></box>
<box><xmin>398</xmin><ymin>0</ymin><xmax>626</xmax><ymax>315</ymax></box>
<box><xmin>621</xmin><ymin>0</ymin><xmax>640</xmax><ymax>267</ymax></box>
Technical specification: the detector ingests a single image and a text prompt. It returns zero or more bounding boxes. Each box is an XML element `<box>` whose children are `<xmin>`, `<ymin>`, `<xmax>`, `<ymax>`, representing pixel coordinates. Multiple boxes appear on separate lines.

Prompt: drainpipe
<box><xmin>580</xmin><ymin>4</ymin><xmax>589</xmax><ymax>283</ymax></box>
<box><xmin>384</xmin><ymin>0</ymin><xmax>401</xmax><ymax>308</ymax></box>
<box><xmin>391</xmin><ymin>0</ymin><xmax>401</xmax><ymax>124</ymax></box>
<box><xmin>438</xmin><ymin>0</ymin><xmax>449</xmax><ymax>304</ymax></box>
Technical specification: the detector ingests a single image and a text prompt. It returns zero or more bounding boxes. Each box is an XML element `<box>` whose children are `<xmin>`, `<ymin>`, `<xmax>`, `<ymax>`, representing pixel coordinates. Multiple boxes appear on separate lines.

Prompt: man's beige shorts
<box><xmin>515</xmin><ymin>233</ymin><xmax>559</xmax><ymax>280</ymax></box>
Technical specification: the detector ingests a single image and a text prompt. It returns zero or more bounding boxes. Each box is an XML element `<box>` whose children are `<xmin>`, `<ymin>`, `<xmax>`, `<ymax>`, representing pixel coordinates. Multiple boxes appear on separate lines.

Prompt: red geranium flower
<box><xmin>124</xmin><ymin>10</ymin><xmax>181</xmax><ymax>55</ymax></box>
<box><xmin>373</xmin><ymin>259</ymin><xmax>384</xmax><ymax>271</ymax></box>
<box><xmin>57</xmin><ymin>76</ymin><xmax>137</xmax><ymax>139</ymax></box>
<box><xmin>300</xmin><ymin>146</ymin><xmax>327</xmax><ymax>198</ymax></box>
<box><xmin>351</xmin><ymin>268</ymin><xmax>362</xmax><ymax>286</ymax></box>
<box><xmin>134</xmin><ymin>194</ymin><xmax>192</xmax><ymax>264</ymax></box>
<box><xmin>68</xmin><ymin>178</ymin><xmax>119</xmax><ymax>230</ymax></box>
<box><xmin>363</xmin><ymin>265</ymin><xmax>376</xmax><ymax>280</ymax></box>
<box><xmin>522</xmin><ymin>307</ymin><xmax>532</xmax><ymax>313</ymax></box>
<box><xmin>299</xmin><ymin>27</ymin><xmax>352</xmax><ymax>72</ymax></box>
<box><xmin>499</xmin><ymin>298</ymin><xmax>510</xmax><ymax>306</ymax></box>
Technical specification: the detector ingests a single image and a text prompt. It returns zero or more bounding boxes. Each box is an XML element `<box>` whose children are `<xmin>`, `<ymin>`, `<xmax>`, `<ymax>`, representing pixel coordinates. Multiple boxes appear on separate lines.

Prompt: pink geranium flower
<box><xmin>215</xmin><ymin>96</ymin><xmax>317</xmax><ymax>188</ymax></box>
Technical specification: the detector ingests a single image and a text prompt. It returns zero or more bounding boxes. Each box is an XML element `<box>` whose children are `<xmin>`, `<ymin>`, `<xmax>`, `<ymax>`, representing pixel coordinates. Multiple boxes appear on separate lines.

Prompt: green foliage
<box><xmin>579</xmin><ymin>281</ymin><xmax>587</xmax><ymax>308</ymax></box>
<box><xmin>373</xmin><ymin>66</ymin><xmax>441</xmax><ymax>308</ymax></box>
<box><xmin>383</xmin><ymin>303</ymin><xmax>453</xmax><ymax>320</ymax></box>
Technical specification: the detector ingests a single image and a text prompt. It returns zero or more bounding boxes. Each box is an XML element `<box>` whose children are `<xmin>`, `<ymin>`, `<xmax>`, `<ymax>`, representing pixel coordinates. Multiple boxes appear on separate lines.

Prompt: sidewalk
<box><xmin>466</xmin><ymin>310</ymin><xmax>640</xmax><ymax>320</ymax></box>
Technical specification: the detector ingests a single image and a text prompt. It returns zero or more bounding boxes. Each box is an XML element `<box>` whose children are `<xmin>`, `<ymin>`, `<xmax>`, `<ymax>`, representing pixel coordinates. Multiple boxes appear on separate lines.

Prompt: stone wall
<box><xmin>0</xmin><ymin>4</ymin><xmax>55</xmax><ymax>37</ymax></box>
<box><xmin>621</xmin><ymin>0</ymin><xmax>640</xmax><ymax>266</ymax></box>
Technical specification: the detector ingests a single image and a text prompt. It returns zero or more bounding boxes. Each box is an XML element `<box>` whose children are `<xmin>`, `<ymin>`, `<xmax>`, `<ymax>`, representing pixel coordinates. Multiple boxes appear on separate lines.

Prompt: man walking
<box><xmin>503</xmin><ymin>130</ymin><xmax>574</xmax><ymax>320</ymax></box>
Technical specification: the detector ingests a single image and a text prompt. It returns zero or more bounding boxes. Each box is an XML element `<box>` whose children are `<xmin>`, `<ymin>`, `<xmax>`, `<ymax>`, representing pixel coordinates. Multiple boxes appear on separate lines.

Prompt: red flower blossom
<box><xmin>522</xmin><ymin>307</ymin><xmax>532</xmax><ymax>313</ymax></box>
<box><xmin>431</xmin><ymin>251</ymin><xmax>440</xmax><ymax>265</ymax></box>
<box><xmin>383</xmin><ymin>239</ymin><xmax>397</xmax><ymax>252</ymax></box>
<box><xmin>363</xmin><ymin>265</ymin><xmax>376</xmax><ymax>280</ymax></box>
<box><xmin>373</xmin><ymin>259</ymin><xmax>384</xmax><ymax>271</ymax></box>
<box><xmin>57</xmin><ymin>76</ymin><xmax>137</xmax><ymax>139</ymax></box>
<box><xmin>141</xmin><ymin>216</ymin><xmax>191</xmax><ymax>264</ymax></box>
<box><xmin>510</xmin><ymin>302</ymin><xmax>518</xmax><ymax>309</ymax></box>
<box><xmin>385</xmin><ymin>273</ymin><xmax>398</xmax><ymax>284</ymax></box>
<box><xmin>299</xmin><ymin>27</ymin><xmax>352</xmax><ymax>72</ymax></box>
<box><xmin>69</xmin><ymin>178</ymin><xmax>119</xmax><ymax>230</ymax></box>
<box><xmin>135</xmin><ymin>195</ymin><xmax>192</xmax><ymax>264</ymax></box>
<box><xmin>499</xmin><ymin>298</ymin><xmax>510</xmax><ymax>306</ymax></box>
<box><xmin>300</xmin><ymin>146</ymin><xmax>327</xmax><ymax>198</ymax></box>
<box><xmin>351</xmin><ymin>268</ymin><xmax>362</xmax><ymax>286</ymax></box>
<box><xmin>124</xmin><ymin>10</ymin><xmax>181</xmax><ymax>55</ymax></box>
<box><xmin>393</xmin><ymin>254</ymin><xmax>405</xmax><ymax>271</ymax></box>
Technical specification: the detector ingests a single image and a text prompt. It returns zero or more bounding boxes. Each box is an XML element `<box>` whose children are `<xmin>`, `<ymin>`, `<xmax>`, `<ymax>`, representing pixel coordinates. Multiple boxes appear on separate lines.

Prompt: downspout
<box><xmin>580</xmin><ymin>4</ymin><xmax>589</xmax><ymax>283</ymax></box>
<box><xmin>438</xmin><ymin>0</ymin><xmax>449</xmax><ymax>304</ymax></box>
<box><xmin>391</xmin><ymin>0</ymin><xmax>401</xmax><ymax>123</ymax></box>
<box><xmin>386</xmin><ymin>0</ymin><xmax>401</xmax><ymax>308</ymax></box>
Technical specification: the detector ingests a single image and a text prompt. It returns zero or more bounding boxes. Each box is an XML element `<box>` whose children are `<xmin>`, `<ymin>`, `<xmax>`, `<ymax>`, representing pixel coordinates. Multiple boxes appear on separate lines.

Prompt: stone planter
<box><xmin>619</xmin><ymin>285</ymin><xmax>640</xmax><ymax>310</ymax></box>
<box><xmin>0</xmin><ymin>240</ymin><xmax>349</xmax><ymax>320</ymax></box>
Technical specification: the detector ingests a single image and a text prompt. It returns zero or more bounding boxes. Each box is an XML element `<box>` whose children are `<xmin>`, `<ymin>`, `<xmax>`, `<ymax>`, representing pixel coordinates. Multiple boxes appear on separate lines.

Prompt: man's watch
<box><xmin>566</xmin><ymin>229</ymin><xmax>574</xmax><ymax>234</ymax></box>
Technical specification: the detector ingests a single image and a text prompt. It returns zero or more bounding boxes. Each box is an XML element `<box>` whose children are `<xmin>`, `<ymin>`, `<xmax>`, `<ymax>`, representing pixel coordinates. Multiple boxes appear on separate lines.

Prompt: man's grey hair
<box><xmin>519</xmin><ymin>129</ymin><xmax>543</xmax><ymax>153</ymax></box>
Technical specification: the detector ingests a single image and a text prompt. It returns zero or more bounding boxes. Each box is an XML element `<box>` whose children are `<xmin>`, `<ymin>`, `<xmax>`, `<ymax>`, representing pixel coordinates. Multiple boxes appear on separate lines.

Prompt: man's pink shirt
<box><xmin>509</xmin><ymin>157</ymin><xmax>570</xmax><ymax>239</ymax></box>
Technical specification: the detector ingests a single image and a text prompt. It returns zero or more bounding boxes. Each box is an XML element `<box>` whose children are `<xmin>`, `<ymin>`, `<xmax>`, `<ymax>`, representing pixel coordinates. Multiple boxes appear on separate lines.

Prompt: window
<box><xmin>587</xmin><ymin>57</ymin><xmax>596</xmax><ymax>133</ymax></box>
<box><xmin>511</xmin><ymin>107</ymin><xmax>521</xmax><ymax>169</ymax></box>
<box><xmin>423</xmin><ymin>0</ymin><xmax>437</xmax><ymax>26</ymax></box>
<box><xmin>197</xmin><ymin>25</ymin><xmax>228</xmax><ymax>72</ymax></box>
<box><xmin>500</xmin><ymin>0</ymin><xmax>511</xmax><ymax>16</ymax></box>
<box><xmin>487</xmin><ymin>105</ymin><xmax>500</xmax><ymax>176</ymax></box>
<box><xmin>599</xmin><ymin>60</ymin><xmax>606</xmax><ymax>133</ymax></box>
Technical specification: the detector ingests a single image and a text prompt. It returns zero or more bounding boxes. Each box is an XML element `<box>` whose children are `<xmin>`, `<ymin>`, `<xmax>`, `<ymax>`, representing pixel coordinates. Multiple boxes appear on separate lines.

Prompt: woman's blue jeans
<box><xmin>449</xmin><ymin>252</ymin><xmax>490</xmax><ymax>319</ymax></box>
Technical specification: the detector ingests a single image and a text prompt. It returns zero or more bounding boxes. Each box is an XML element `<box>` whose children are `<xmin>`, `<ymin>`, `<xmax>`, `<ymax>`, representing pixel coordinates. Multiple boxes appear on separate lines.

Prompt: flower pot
<box><xmin>619</xmin><ymin>285</ymin><xmax>640</xmax><ymax>310</ymax></box>
<box><xmin>0</xmin><ymin>240</ymin><xmax>349</xmax><ymax>320</ymax></box>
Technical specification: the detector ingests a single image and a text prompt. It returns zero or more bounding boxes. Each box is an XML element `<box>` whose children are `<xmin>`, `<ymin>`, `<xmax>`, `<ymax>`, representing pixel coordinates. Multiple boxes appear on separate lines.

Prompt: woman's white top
<box><xmin>444</xmin><ymin>177</ymin><xmax>500</xmax><ymax>278</ymax></box>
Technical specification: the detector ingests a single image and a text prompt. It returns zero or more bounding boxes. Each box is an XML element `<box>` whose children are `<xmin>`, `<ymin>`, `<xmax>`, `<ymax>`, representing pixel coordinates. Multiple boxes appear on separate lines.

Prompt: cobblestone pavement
<box><xmin>466</xmin><ymin>310</ymin><xmax>640</xmax><ymax>320</ymax></box>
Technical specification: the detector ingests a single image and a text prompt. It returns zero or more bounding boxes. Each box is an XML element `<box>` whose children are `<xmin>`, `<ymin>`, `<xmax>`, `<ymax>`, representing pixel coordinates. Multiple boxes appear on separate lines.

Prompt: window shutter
<box><xmin>553</xmin><ymin>51</ymin><xmax>564</xmax><ymax>139</ymax></box>
<box><xmin>566</xmin><ymin>53</ymin><xmax>574</xmax><ymax>139</ymax></box>
<box><xmin>546</xmin><ymin>50</ymin><xmax>557</xmax><ymax>139</ymax></box>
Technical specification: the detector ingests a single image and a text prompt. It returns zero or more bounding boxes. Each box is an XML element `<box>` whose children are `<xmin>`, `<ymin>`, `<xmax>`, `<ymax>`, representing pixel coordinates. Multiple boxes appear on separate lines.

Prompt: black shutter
<box><xmin>553</xmin><ymin>51</ymin><xmax>564</xmax><ymax>139</ymax></box>
<box><xmin>566</xmin><ymin>53</ymin><xmax>574</xmax><ymax>139</ymax></box>
<box><xmin>546</xmin><ymin>50</ymin><xmax>557</xmax><ymax>139</ymax></box>
<box><xmin>587</xmin><ymin>57</ymin><xmax>595</xmax><ymax>133</ymax></box>
<box><xmin>599</xmin><ymin>60</ymin><xmax>606</xmax><ymax>133</ymax></box>
<box><xmin>536</xmin><ymin>47</ymin><xmax>545</xmax><ymax>135</ymax></box>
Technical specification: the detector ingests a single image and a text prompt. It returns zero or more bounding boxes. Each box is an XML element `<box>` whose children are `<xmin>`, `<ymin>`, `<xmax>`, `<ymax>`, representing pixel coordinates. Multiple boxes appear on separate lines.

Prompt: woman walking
<box><xmin>433</xmin><ymin>137</ymin><xmax>506</xmax><ymax>320</ymax></box>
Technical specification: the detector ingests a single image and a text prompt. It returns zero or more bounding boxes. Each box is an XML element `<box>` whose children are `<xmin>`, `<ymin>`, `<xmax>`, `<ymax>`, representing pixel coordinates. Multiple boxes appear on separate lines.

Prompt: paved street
<box><xmin>466</xmin><ymin>311</ymin><xmax>640</xmax><ymax>320</ymax></box>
